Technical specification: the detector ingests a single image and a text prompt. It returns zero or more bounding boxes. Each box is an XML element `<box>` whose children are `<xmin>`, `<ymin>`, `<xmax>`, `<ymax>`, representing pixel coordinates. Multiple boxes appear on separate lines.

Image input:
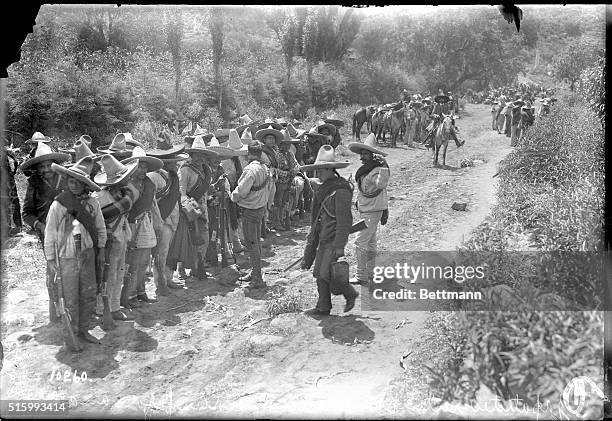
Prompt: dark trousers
<box><xmin>241</xmin><ymin>206</ymin><xmax>265</xmax><ymax>283</ymax></box>
<box><xmin>57</xmin><ymin>248</ymin><xmax>97</xmax><ymax>334</ymax></box>
<box><xmin>313</xmin><ymin>244</ymin><xmax>358</xmax><ymax>312</ymax></box>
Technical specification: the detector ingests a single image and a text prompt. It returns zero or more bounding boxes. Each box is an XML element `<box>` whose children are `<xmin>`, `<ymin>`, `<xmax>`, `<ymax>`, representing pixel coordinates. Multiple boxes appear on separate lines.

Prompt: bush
<box><xmin>426</xmin><ymin>98</ymin><xmax>605</xmax><ymax>414</ymax></box>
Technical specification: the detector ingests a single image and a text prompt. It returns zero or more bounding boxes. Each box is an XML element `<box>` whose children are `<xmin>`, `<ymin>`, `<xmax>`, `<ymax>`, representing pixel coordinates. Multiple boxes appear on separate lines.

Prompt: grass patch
<box><xmin>265</xmin><ymin>289</ymin><xmax>304</xmax><ymax>318</ymax></box>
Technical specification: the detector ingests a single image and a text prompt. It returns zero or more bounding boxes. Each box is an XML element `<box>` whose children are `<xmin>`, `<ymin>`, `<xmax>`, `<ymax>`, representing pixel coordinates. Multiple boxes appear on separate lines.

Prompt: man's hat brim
<box><xmin>94</xmin><ymin>160</ymin><xmax>139</xmax><ymax>186</ymax></box>
<box><xmin>207</xmin><ymin>145</ymin><xmax>248</xmax><ymax>157</ymax></box>
<box><xmin>257</xmin><ymin>122</ymin><xmax>284</xmax><ymax>132</ymax></box>
<box><xmin>121</xmin><ymin>156</ymin><xmax>164</xmax><ymax>172</ymax></box>
<box><xmin>255</xmin><ymin>128</ymin><xmax>284</xmax><ymax>143</ymax></box>
<box><xmin>347</xmin><ymin>142</ymin><xmax>388</xmax><ymax>157</ymax></box>
<box><xmin>159</xmin><ymin>153</ymin><xmax>190</xmax><ymax>162</ymax></box>
<box><xmin>300</xmin><ymin>161</ymin><xmax>350</xmax><ymax>171</ymax></box>
<box><xmin>147</xmin><ymin>144</ymin><xmax>186</xmax><ymax>158</ymax></box>
<box><xmin>184</xmin><ymin>146</ymin><xmax>220</xmax><ymax>157</ymax></box>
<box><xmin>19</xmin><ymin>152</ymin><xmax>71</xmax><ymax>171</ymax></box>
<box><xmin>51</xmin><ymin>163</ymin><xmax>100</xmax><ymax>191</ymax></box>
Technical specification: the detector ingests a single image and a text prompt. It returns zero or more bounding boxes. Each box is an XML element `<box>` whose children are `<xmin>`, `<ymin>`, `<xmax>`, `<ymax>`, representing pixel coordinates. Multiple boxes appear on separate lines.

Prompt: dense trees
<box><xmin>6</xmin><ymin>5</ymin><xmax>605</xmax><ymax>145</ymax></box>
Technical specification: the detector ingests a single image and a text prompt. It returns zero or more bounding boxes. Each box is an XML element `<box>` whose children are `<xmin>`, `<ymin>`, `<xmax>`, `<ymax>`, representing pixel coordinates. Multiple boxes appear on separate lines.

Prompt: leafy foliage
<box><xmin>425</xmin><ymin>99</ymin><xmax>604</xmax><ymax>414</ymax></box>
<box><xmin>577</xmin><ymin>55</ymin><xmax>605</xmax><ymax>127</ymax></box>
<box><xmin>553</xmin><ymin>37</ymin><xmax>604</xmax><ymax>91</ymax></box>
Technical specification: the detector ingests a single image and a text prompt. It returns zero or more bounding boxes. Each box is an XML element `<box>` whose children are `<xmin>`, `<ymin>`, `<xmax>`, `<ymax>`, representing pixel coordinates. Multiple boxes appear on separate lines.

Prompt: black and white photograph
<box><xmin>0</xmin><ymin>3</ymin><xmax>607</xmax><ymax>419</ymax></box>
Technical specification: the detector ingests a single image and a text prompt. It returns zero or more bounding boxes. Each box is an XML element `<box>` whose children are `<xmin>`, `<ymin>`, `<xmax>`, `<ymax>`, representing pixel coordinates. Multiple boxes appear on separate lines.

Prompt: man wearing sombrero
<box><xmin>519</xmin><ymin>102</ymin><xmax>535</xmax><ymax>142</ymax></box>
<box><xmin>121</xmin><ymin>147</ymin><xmax>163</xmax><ymax>305</ymax></box>
<box><xmin>177</xmin><ymin>135</ymin><xmax>219</xmax><ymax>280</ymax></box>
<box><xmin>215</xmin><ymin>129</ymin><xmax>249</xmax><ymax>253</ymax></box>
<box><xmin>20</xmin><ymin>143</ymin><xmax>70</xmax><ymax>323</ymax></box>
<box><xmin>93</xmin><ymin>154</ymin><xmax>139</xmax><ymax>320</ymax></box>
<box><xmin>424</xmin><ymin>95</ymin><xmax>465</xmax><ymax>148</ymax></box>
<box><xmin>277</xmin><ymin>129</ymin><xmax>301</xmax><ymax>230</ymax></box>
<box><xmin>300</xmin><ymin>145</ymin><xmax>359</xmax><ymax>316</ymax></box>
<box><xmin>229</xmin><ymin>140</ymin><xmax>273</xmax><ymax>290</ymax></box>
<box><xmin>4</xmin><ymin>142</ymin><xmax>22</xmax><ymax>236</ymax></box>
<box><xmin>255</xmin><ymin>125</ymin><xmax>283</xmax><ymax>233</ymax></box>
<box><xmin>347</xmin><ymin>134</ymin><xmax>390</xmax><ymax>287</ymax></box>
<box><xmin>44</xmin><ymin>156</ymin><xmax>107</xmax><ymax>351</ymax></box>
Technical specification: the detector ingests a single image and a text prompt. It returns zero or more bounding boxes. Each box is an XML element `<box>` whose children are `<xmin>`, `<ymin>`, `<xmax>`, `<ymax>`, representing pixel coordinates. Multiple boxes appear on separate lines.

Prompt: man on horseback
<box><xmin>423</xmin><ymin>95</ymin><xmax>464</xmax><ymax>149</ymax></box>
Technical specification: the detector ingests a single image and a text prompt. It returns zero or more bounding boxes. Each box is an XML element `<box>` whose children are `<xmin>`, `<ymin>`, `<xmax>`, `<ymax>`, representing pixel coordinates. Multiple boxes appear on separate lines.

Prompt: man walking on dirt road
<box><xmin>347</xmin><ymin>134</ymin><xmax>390</xmax><ymax>287</ymax></box>
<box><xmin>300</xmin><ymin>145</ymin><xmax>359</xmax><ymax>316</ymax></box>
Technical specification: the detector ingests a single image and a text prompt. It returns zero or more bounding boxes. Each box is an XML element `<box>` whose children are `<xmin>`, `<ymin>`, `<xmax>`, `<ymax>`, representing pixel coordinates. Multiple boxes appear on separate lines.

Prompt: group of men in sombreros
<box><xmin>9</xmin><ymin>111</ymin><xmax>371</xmax><ymax>350</ymax></box>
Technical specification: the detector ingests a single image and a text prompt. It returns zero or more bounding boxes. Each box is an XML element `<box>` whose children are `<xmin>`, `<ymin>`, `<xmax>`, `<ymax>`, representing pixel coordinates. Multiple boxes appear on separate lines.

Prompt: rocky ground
<box><xmin>1</xmin><ymin>103</ymin><xmax>516</xmax><ymax>418</ymax></box>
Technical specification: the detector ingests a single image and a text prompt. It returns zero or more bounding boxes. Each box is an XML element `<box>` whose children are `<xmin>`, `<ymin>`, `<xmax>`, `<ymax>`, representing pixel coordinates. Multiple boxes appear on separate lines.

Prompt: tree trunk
<box><xmin>174</xmin><ymin>60</ymin><xmax>181</xmax><ymax>104</ymax></box>
<box><xmin>306</xmin><ymin>60</ymin><xmax>314</xmax><ymax>109</ymax></box>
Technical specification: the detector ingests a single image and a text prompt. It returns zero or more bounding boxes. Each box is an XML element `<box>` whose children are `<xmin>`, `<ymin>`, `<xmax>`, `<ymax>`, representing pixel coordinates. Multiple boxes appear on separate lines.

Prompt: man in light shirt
<box><xmin>230</xmin><ymin>140</ymin><xmax>273</xmax><ymax>290</ymax></box>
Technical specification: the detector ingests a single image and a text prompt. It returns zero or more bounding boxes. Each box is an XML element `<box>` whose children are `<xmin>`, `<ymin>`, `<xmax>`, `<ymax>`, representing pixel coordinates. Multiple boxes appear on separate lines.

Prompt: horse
<box><xmin>385</xmin><ymin>105</ymin><xmax>405</xmax><ymax>148</ymax></box>
<box><xmin>432</xmin><ymin>114</ymin><xmax>454</xmax><ymax>168</ymax></box>
<box><xmin>370</xmin><ymin>107</ymin><xmax>386</xmax><ymax>141</ymax></box>
<box><xmin>352</xmin><ymin>105</ymin><xmax>376</xmax><ymax>140</ymax></box>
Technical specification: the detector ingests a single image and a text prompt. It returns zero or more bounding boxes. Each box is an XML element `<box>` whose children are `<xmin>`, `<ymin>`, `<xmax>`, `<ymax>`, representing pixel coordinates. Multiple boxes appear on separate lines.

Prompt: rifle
<box><xmin>217</xmin><ymin>175</ymin><xmax>236</xmax><ymax>268</ymax></box>
<box><xmin>283</xmin><ymin>219</ymin><xmax>368</xmax><ymax>272</ymax></box>
<box><xmin>54</xmin><ymin>228</ymin><xmax>83</xmax><ymax>352</ymax></box>
<box><xmin>96</xmin><ymin>242</ymin><xmax>115</xmax><ymax>330</ymax></box>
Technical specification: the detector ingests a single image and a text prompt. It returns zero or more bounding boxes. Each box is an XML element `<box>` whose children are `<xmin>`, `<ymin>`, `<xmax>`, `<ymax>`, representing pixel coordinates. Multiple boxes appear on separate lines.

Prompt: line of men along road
<box><xmin>358</xmin><ymin>83</ymin><xmax>554</xmax><ymax>148</ymax></box>
<box><xmin>2</xmin><ymin>82</ymin><xmax>556</xmax><ymax>352</ymax></box>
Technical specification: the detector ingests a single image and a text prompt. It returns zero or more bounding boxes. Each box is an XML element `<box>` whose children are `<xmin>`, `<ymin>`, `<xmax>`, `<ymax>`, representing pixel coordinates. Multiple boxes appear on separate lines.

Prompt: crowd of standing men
<box><xmin>3</xmin><ymin>112</ymin><xmax>393</xmax><ymax>351</ymax></box>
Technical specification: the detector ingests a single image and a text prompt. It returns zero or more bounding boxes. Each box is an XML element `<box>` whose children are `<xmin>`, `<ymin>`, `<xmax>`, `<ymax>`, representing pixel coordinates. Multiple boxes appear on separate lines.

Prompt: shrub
<box><xmin>426</xmin><ymin>98</ymin><xmax>605</xmax><ymax>414</ymax></box>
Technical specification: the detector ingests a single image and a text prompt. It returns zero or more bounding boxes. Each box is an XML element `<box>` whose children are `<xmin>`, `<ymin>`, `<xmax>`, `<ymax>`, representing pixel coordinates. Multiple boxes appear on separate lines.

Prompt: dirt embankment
<box><xmin>1</xmin><ymin>104</ymin><xmax>513</xmax><ymax>418</ymax></box>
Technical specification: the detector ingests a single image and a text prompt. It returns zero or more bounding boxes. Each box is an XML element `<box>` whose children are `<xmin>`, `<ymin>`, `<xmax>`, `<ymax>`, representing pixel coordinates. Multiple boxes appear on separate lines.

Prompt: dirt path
<box><xmin>0</xmin><ymin>104</ymin><xmax>513</xmax><ymax>418</ymax></box>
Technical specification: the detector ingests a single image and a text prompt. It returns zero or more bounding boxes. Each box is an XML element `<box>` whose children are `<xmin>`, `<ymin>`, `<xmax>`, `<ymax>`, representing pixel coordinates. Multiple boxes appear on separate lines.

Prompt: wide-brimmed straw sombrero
<box><xmin>26</xmin><ymin>131</ymin><xmax>52</xmax><ymax>144</ymax></box>
<box><xmin>240</xmin><ymin>127</ymin><xmax>254</xmax><ymax>146</ymax></box>
<box><xmin>148</xmin><ymin>132</ymin><xmax>186</xmax><ymax>158</ymax></box>
<box><xmin>61</xmin><ymin>139</ymin><xmax>100</xmax><ymax>164</ymax></box>
<box><xmin>95</xmin><ymin>154</ymin><xmax>139</xmax><ymax>186</ymax></box>
<box><xmin>19</xmin><ymin>142</ymin><xmax>70</xmax><ymax>171</ymax></box>
<box><xmin>207</xmin><ymin>130</ymin><xmax>247</xmax><ymax>157</ymax></box>
<box><xmin>299</xmin><ymin>145</ymin><xmax>350</xmax><ymax>171</ymax></box>
<box><xmin>286</xmin><ymin>123</ymin><xmax>306</xmax><ymax>139</ymax></box>
<box><xmin>121</xmin><ymin>146</ymin><xmax>163</xmax><ymax>172</ymax></box>
<box><xmin>236</xmin><ymin>123</ymin><xmax>259</xmax><ymax>138</ymax></box>
<box><xmin>513</xmin><ymin>100</ymin><xmax>525</xmax><ymax>107</ymax></box>
<box><xmin>257</xmin><ymin>120</ymin><xmax>284</xmax><ymax>132</ymax></box>
<box><xmin>239</xmin><ymin>114</ymin><xmax>254</xmax><ymax>125</ymax></box>
<box><xmin>58</xmin><ymin>134</ymin><xmax>93</xmax><ymax>156</ymax></box>
<box><xmin>348</xmin><ymin>133</ymin><xmax>388</xmax><ymax>157</ymax></box>
<box><xmin>123</xmin><ymin>133</ymin><xmax>145</xmax><ymax>150</ymax></box>
<box><xmin>255</xmin><ymin>125</ymin><xmax>284</xmax><ymax>143</ymax></box>
<box><xmin>185</xmin><ymin>135</ymin><xmax>220</xmax><ymax>157</ymax></box>
<box><xmin>51</xmin><ymin>156</ymin><xmax>100</xmax><ymax>192</ymax></box>
<box><xmin>275</xmin><ymin>117</ymin><xmax>290</xmax><ymax>127</ymax></box>
<box><xmin>280</xmin><ymin>129</ymin><xmax>301</xmax><ymax>145</ymax></box>
<box><xmin>227</xmin><ymin>129</ymin><xmax>249</xmax><ymax>156</ymax></box>
<box><xmin>97</xmin><ymin>133</ymin><xmax>133</xmax><ymax>159</ymax></box>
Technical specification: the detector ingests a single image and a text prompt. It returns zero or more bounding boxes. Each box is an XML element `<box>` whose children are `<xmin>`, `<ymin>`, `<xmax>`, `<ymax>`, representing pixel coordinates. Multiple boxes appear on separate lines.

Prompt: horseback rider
<box><xmin>423</xmin><ymin>95</ymin><xmax>465</xmax><ymax>148</ymax></box>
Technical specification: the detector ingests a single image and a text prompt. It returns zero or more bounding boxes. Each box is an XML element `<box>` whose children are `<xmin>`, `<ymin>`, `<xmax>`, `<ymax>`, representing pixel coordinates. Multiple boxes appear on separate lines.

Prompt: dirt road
<box><xmin>1</xmin><ymin>103</ymin><xmax>513</xmax><ymax>418</ymax></box>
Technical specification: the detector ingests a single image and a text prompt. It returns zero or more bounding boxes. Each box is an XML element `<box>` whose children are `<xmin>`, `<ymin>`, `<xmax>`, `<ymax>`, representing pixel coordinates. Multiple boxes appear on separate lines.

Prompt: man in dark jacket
<box><xmin>20</xmin><ymin>143</ymin><xmax>70</xmax><ymax>323</ymax></box>
<box><xmin>300</xmin><ymin>145</ymin><xmax>359</xmax><ymax>316</ymax></box>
